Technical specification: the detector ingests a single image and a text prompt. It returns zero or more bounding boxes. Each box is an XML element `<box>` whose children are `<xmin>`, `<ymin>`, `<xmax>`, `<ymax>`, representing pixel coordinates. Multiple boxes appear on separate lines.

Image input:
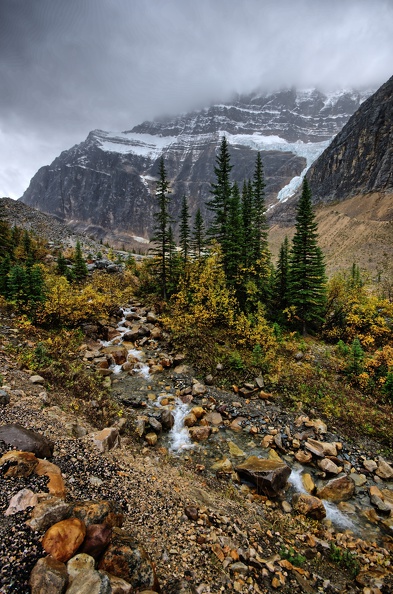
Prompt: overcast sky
<box><xmin>1</xmin><ymin>0</ymin><xmax>392</xmax><ymax>199</ymax></box>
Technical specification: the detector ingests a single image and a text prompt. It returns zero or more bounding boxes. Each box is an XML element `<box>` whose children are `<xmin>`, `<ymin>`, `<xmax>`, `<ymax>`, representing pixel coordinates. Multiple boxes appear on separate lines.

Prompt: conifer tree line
<box><xmin>151</xmin><ymin>137</ymin><xmax>327</xmax><ymax>334</ymax></box>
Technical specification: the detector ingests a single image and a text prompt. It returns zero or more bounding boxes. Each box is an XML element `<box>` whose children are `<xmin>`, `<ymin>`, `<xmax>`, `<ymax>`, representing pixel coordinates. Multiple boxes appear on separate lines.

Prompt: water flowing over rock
<box><xmin>235</xmin><ymin>456</ymin><xmax>291</xmax><ymax>497</ymax></box>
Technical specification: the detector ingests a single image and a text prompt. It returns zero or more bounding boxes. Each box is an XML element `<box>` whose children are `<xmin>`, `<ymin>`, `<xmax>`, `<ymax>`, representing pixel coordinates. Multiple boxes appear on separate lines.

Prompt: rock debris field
<box><xmin>0</xmin><ymin>305</ymin><xmax>393</xmax><ymax>593</ymax></box>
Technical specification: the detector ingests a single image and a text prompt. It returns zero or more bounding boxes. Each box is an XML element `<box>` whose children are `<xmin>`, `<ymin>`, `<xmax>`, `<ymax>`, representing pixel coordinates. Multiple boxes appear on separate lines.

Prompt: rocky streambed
<box><xmin>1</xmin><ymin>302</ymin><xmax>393</xmax><ymax>593</ymax></box>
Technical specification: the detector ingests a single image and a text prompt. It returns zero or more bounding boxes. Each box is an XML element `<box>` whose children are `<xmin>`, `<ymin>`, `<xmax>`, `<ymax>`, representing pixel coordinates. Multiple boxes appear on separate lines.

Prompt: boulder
<box><xmin>305</xmin><ymin>439</ymin><xmax>337</xmax><ymax>457</ymax></box>
<box><xmin>65</xmin><ymin>569</ymin><xmax>111</xmax><ymax>594</ymax></box>
<box><xmin>30</xmin><ymin>556</ymin><xmax>68</xmax><ymax>594</ymax></box>
<box><xmin>375</xmin><ymin>456</ymin><xmax>393</xmax><ymax>480</ymax></box>
<box><xmin>92</xmin><ymin>428</ymin><xmax>120</xmax><ymax>453</ymax></box>
<box><xmin>78</xmin><ymin>524</ymin><xmax>113</xmax><ymax>559</ymax></box>
<box><xmin>35</xmin><ymin>459</ymin><xmax>66</xmax><ymax>498</ymax></box>
<box><xmin>318</xmin><ymin>458</ymin><xmax>342</xmax><ymax>475</ymax></box>
<box><xmin>67</xmin><ymin>554</ymin><xmax>95</xmax><ymax>583</ymax></box>
<box><xmin>0</xmin><ymin>389</ymin><xmax>10</xmax><ymax>405</ymax></box>
<box><xmin>72</xmin><ymin>500</ymin><xmax>124</xmax><ymax>528</ymax></box>
<box><xmin>0</xmin><ymin>424</ymin><xmax>54</xmax><ymax>458</ymax></box>
<box><xmin>30</xmin><ymin>375</ymin><xmax>45</xmax><ymax>385</ymax></box>
<box><xmin>101</xmin><ymin>345</ymin><xmax>128</xmax><ymax>365</ymax></box>
<box><xmin>5</xmin><ymin>488</ymin><xmax>38</xmax><ymax>516</ymax></box>
<box><xmin>292</xmin><ymin>493</ymin><xmax>326</xmax><ymax>520</ymax></box>
<box><xmin>160</xmin><ymin>409</ymin><xmax>174</xmax><ymax>430</ymax></box>
<box><xmin>294</xmin><ymin>450</ymin><xmax>312</xmax><ymax>464</ymax></box>
<box><xmin>98</xmin><ymin>528</ymin><xmax>159</xmax><ymax>592</ymax></box>
<box><xmin>28</xmin><ymin>498</ymin><xmax>73</xmax><ymax>532</ymax></box>
<box><xmin>188</xmin><ymin>426</ymin><xmax>211</xmax><ymax>442</ymax></box>
<box><xmin>0</xmin><ymin>450</ymin><xmax>39</xmax><ymax>477</ymax></box>
<box><xmin>235</xmin><ymin>456</ymin><xmax>291</xmax><ymax>497</ymax></box>
<box><xmin>204</xmin><ymin>412</ymin><xmax>222</xmax><ymax>426</ymax></box>
<box><xmin>145</xmin><ymin>433</ymin><xmax>158</xmax><ymax>446</ymax></box>
<box><xmin>42</xmin><ymin>517</ymin><xmax>87</xmax><ymax>562</ymax></box>
<box><xmin>192</xmin><ymin>382</ymin><xmax>206</xmax><ymax>396</ymax></box>
<box><xmin>316</xmin><ymin>476</ymin><xmax>355</xmax><ymax>502</ymax></box>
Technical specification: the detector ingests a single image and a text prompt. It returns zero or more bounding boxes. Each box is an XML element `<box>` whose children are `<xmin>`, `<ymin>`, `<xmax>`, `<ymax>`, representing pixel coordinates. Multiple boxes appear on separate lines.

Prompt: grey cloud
<box><xmin>0</xmin><ymin>0</ymin><xmax>392</xmax><ymax>197</ymax></box>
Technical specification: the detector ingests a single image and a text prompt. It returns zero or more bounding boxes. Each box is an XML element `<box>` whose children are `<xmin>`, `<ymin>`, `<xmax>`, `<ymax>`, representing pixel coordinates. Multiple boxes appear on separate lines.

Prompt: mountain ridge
<box><xmin>20</xmin><ymin>87</ymin><xmax>370</xmax><ymax>246</ymax></box>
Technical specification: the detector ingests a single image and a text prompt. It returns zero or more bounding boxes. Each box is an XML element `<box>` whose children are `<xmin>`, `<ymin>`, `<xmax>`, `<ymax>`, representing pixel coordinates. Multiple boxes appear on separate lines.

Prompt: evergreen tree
<box><xmin>72</xmin><ymin>241</ymin><xmax>88</xmax><ymax>281</ymax></box>
<box><xmin>0</xmin><ymin>200</ymin><xmax>10</xmax><ymax>257</ymax></box>
<box><xmin>252</xmin><ymin>153</ymin><xmax>271</xmax><ymax>302</ymax></box>
<box><xmin>0</xmin><ymin>253</ymin><xmax>11</xmax><ymax>295</ymax></box>
<box><xmin>207</xmin><ymin>136</ymin><xmax>232</xmax><ymax>245</ymax></box>
<box><xmin>225</xmin><ymin>182</ymin><xmax>244</xmax><ymax>287</ymax></box>
<box><xmin>274</xmin><ymin>236</ymin><xmax>290</xmax><ymax>314</ymax></box>
<box><xmin>179</xmin><ymin>195</ymin><xmax>191</xmax><ymax>263</ymax></box>
<box><xmin>191</xmin><ymin>208</ymin><xmax>206</xmax><ymax>259</ymax></box>
<box><xmin>241</xmin><ymin>180</ymin><xmax>254</xmax><ymax>270</ymax></box>
<box><xmin>56</xmin><ymin>252</ymin><xmax>68</xmax><ymax>276</ymax></box>
<box><xmin>150</xmin><ymin>157</ymin><xmax>173</xmax><ymax>299</ymax></box>
<box><xmin>288</xmin><ymin>178</ymin><xmax>327</xmax><ymax>335</ymax></box>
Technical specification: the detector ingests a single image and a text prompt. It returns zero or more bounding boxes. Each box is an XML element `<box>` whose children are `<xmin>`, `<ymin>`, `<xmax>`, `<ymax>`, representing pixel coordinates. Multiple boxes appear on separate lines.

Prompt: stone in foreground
<box><xmin>42</xmin><ymin>517</ymin><xmax>87</xmax><ymax>562</ymax></box>
<box><xmin>235</xmin><ymin>456</ymin><xmax>291</xmax><ymax>497</ymax></box>
<box><xmin>0</xmin><ymin>424</ymin><xmax>54</xmax><ymax>458</ymax></box>
<box><xmin>316</xmin><ymin>475</ymin><xmax>355</xmax><ymax>503</ymax></box>
<box><xmin>292</xmin><ymin>493</ymin><xmax>327</xmax><ymax>520</ymax></box>
<box><xmin>30</xmin><ymin>556</ymin><xmax>68</xmax><ymax>594</ymax></box>
<box><xmin>98</xmin><ymin>528</ymin><xmax>159</xmax><ymax>592</ymax></box>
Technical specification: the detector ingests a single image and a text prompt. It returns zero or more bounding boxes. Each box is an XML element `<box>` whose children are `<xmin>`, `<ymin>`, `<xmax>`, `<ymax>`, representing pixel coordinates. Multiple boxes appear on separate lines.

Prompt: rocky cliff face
<box><xmin>20</xmin><ymin>88</ymin><xmax>370</xmax><ymax>247</ymax></box>
<box><xmin>307</xmin><ymin>76</ymin><xmax>393</xmax><ymax>202</ymax></box>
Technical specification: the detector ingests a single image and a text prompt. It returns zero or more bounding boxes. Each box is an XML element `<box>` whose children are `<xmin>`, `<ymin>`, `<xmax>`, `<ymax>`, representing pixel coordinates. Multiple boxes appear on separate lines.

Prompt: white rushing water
<box><xmin>168</xmin><ymin>399</ymin><xmax>195</xmax><ymax>453</ymax></box>
<box><xmin>101</xmin><ymin>308</ymin><xmax>151</xmax><ymax>380</ymax></box>
<box><xmin>289</xmin><ymin>469</ymin><xmax>355</xmax><ymax>531</ymax></box>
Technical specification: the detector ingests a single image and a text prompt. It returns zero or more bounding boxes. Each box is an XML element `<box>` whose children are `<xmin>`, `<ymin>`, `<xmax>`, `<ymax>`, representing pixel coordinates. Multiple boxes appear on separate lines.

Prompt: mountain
<box><xmin>20</xmin><ymin>88</ymin><xmax>370</xmax><ymax>248</ymax></box>
<box><xmin>307</xmin><ymin>75</ymin><xmax>393</xmax><ymax>202</ymax></box>
<box><xmin>269</xmin><ymin>77</ymin><xmax>393</xmax><ymax>274</ymax></box>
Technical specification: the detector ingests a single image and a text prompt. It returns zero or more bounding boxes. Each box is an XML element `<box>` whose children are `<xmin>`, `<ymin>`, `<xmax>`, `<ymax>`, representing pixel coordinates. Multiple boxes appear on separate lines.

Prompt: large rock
<box><xmin>0</xmin><ymin>424</ymin><xmax>54</xmax><ymax>458</ymax></box>
<box><xmin>35</xmin><ymin>458</ymin><xmax>66</xmax><ymax>498</ymax></box>
<box><xmin>101</xmin><ymin>345</ymin><xmax>128</xmax><ymax>365</ymax></box>
<box><xmin>375</xmin><ymin>456</ymin><xmax>393</xmax><ymax>480</ymax></box>
<box><xmin>98</xmin><ymin>528</ymin><xmax>159</xmax><ymax>592</ymax></box>
<box><xmin>92</xmin><ymin>427</ymin><xmax>120</xmax><ymax>452</ymax></box>
<box><xmin>72</xmin><ymin>500</ymin><xmax>124</xmax><ymax>528</ymax></box>
<box><xmin>316</xmin><ymin>476</ymin><xmax>355</xmax><ymax>502</ymax></box>
<box><xmin>65</xmin><ymin>569</ymin><xmax>111</xmax><ymax>594</ymax></box>
<box><xmin>0</xmin><ymin>450</ymin><xmax>39</xmax><ymax>477</ymax></box>
<box><xmin>28</xmin><ymin>498</ymin><xmax>73</xmax><ymax>531</ymax></box>
<box><xmin>78</xmin><ymin>524</ymin><xmax>113</xmax><ymax>559</ymax></box>
<box><xmin>5</xmin><ymin>488</ymin><xmax>38</xmax><ymax>516</ymax></box>
<box><xmin>42</xmin><ymin>517</ymin><xmax>87</xmax><ymax>562</ymax></box>
<box><xmin>67</xmin><ymin>554</ymin><xmax>95</xmax><ymax>583</ymax></box>
<box><xmin>235</xmin><ymin>456</ymin><xmax>291</xmax><ymax>497</ymax></box>
<box><xmin>292</xmin><ymin>493</ymin><xmax>326</xmax><ymax>520</ymax></box>
<box><xmin>30</xmin><ymin>556</ymin><xmax>68</xmax><ymax>594</ymax></box>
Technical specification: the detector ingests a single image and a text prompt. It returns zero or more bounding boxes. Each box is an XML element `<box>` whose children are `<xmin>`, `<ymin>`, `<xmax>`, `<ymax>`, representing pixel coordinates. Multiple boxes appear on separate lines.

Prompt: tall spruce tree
<box><xmin>225</xmin><ymin>182</ymin><xmax>244</xmax><ymax>287</ymax></box>
<box><xmin>191</xmin><ymin>208</ymin><xmax>206</xmax><ymax>259</ymax></box>
<box><xmin>207</xmin><ymin>136</ymin><xmax>232</xmax><ymax>246</ymax></box>
<box><xmin>274</xmin><ymin>236</ymin><xmax>290</xmax><ymax>315</ymax></box>
<box><xmin>288</xmin><ymin>178</ymin><xmax>326</xmax><ymax>335</ymax></box>
<box><xmin>241</xmin><ymin>180</ymin><xmax>254</xmax><ymax>270</ymax></box>
<box><xmin>150</xmin><ymin>157</ymin><xmax>173</xmax><ymax>299</ymax></box>
<box><xmin>0</xmin><ymin>200</ymin><xmax>10</xmax><ymax>257</ymax></box>
<box><xmin>179</xmin><ymin>195</ymin><xmax>191</xmax><ymax>264</ymax></box>
<box><xmin>72</xmin><ymin>240</ymin><xmax>88</xmax><ymax>281</ymax></box>
<box><xmin>252</xmin><ymin>152</ymin><xmax>271</xmax><ymax>302</ymax></box>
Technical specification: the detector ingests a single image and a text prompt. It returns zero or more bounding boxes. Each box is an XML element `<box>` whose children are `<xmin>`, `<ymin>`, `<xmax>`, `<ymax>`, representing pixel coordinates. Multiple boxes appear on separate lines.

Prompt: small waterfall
<box><xmin>168</xmin><ymin>400</ymin><xmax>195</xmax><ymax>453</ymax></box>
<box><xmin>289</xmin><ymin>468</ymin><xmax>355</xmax><ymax>531</ymax></box>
